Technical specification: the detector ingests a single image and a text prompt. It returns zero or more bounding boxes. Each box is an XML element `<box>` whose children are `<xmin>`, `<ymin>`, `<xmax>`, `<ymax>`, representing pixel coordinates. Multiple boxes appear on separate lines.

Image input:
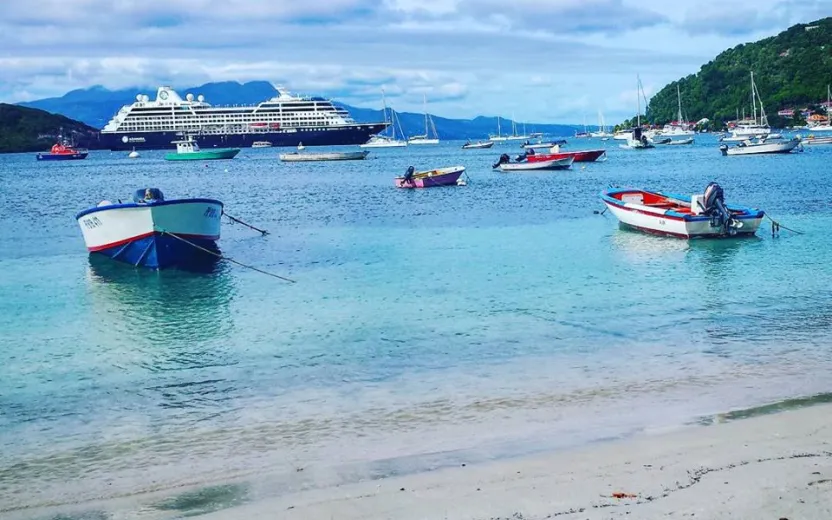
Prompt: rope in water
<box><xmin>765</xmin><ymin>214</ymin><xmax>804</xmax><ymax>236</ymax></box>
<box><xmin>223</xmin><ymin>211</ymin><xmax>269</xmax><ymax>235</ymax></box>
<box><xmin>161</xmin><ymin>231</ymin><xmax>296</xmax><ymax>283</ymax></box>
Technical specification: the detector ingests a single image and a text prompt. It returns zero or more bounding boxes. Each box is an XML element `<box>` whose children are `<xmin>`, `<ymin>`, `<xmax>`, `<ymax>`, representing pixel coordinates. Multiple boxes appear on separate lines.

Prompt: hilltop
<box><xmin>646</xmin><ymin>17</ymin><xmax>832</xmax><ymax>128</ymax></box>
<box><xmin>18</xmin><ymin>81</ymin><xmax>580</xmax><ymax>140</ymax></box>
<box><xmin>0</xmin><ymin>104</ymin><xmax>100</xmax><ymax>154</ymax></box>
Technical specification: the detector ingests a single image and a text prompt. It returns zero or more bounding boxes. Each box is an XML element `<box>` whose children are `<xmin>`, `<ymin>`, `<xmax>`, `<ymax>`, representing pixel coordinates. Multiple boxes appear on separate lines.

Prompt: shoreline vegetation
<box><xmin>8</xmin><ymin>398</ymin><xmax>832</xmax><ymax>519</ymax></box>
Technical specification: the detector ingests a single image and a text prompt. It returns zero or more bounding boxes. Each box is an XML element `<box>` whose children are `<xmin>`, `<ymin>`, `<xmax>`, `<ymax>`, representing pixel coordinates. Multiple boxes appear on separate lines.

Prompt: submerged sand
<box><xmin>201</xmin><ymin>404</ymin><xmax>832</xmax><ymax>520</ymax></box>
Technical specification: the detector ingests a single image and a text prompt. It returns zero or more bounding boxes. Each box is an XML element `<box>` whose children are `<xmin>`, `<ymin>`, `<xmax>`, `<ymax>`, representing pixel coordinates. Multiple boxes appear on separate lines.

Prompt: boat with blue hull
<box><xmin>76</xmin><ymin>189</ymin><xmax>223</xmax><ymax>269</ymax></box>
<box><xmin>36</xmin><ymin>142</ymin><xmax>89</xmax><ymax>161</ymax></box>
<box><xmin>100</xmin><ymin>85</ymin><xmax>387</xmax><ymax>150</ymax></box>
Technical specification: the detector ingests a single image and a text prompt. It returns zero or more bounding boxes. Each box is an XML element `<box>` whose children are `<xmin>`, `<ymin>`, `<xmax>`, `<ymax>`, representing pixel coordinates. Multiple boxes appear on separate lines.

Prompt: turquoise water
<box><xmin>2</xmin><ymin>138</ymin><xmax>832</xmax><ymax>517</ymax></box>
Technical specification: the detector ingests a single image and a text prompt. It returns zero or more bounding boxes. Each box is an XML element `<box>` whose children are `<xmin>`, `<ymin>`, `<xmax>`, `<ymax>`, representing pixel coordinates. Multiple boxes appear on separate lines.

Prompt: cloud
<box><xmin>0</xmin><ymin>0</ymin><xmax>819</xmax><ymax>123</ymax></box>
<box><xmin>677</xmin><ymin>0</ymin><xmax>831</xmax><ymax>36</ymax></box>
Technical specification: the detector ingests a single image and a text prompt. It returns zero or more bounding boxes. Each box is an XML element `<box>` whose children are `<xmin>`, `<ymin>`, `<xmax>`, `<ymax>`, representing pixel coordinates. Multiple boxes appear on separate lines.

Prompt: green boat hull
<box><xmin>164</xmin><ymin>148</ymin><xmax>240</xmax><ymax>161</ymax></box>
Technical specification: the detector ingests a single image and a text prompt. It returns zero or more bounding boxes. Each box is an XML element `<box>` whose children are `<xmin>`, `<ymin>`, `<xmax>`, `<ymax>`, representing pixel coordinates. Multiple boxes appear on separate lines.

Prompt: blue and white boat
<box><xmin>76</xmin><ymin>189</ymin><xmax>223</xmax><ymax>269</ymax></box>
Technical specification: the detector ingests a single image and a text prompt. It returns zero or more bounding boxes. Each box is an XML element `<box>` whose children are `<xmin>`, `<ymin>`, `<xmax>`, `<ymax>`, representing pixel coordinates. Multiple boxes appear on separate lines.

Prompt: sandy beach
<box><xmin>199</xmin><ymin>404</ymin><xmax>832</xmax><ymax>520</ymax></box>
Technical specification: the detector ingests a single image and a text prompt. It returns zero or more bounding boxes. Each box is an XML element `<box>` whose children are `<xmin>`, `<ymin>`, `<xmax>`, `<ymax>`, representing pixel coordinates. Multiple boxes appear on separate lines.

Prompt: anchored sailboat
<box><xmin>361</xmin><ymin>89</ymin><xmax>408</xmax><ymax>148</ymax></box>
<box><xmin>408</xmin><ymin>94</ymin><xmax>440</xmax><ymax>145</ymax></box>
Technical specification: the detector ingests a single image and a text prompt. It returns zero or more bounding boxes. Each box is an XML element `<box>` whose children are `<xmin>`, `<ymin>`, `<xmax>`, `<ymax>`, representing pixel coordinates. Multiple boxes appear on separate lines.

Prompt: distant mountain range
<box><xmin>18</xmin><ymin>81</ymin><xmax>583</xmax><ymax>140</ymax></box>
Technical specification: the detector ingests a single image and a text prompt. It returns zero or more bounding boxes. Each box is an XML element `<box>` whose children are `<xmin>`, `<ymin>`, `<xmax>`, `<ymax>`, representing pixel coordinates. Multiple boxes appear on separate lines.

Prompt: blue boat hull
<box><xmin>93</xmin><ymin>231</ymin><xmax>219</xmax><ymax>269</ymax></box>
<box><xmin>101</xmin><ymin>123</ymin><xmax>388</xmax><ymax>151</ymax></box>
<box><xmin>36</xmin><ymin>152</ymin><xmax>89</xmax><ymax>161</ymax></box>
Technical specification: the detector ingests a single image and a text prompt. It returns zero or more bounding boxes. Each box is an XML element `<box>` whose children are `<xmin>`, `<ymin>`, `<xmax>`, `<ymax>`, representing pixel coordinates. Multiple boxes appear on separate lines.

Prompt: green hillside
<box><xmin>0</xmin><ymin>104</ymin><xmax>100</xmax><ymax>153</ymax></box>
<box><xmin>646</xmin><ymin>17</ymin><xmax>832</xmax><ymax>128</ymax></box>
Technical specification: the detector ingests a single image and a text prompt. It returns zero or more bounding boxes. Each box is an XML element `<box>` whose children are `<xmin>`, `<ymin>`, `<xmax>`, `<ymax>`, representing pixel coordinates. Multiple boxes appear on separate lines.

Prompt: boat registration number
<box><xmin>81</xmin><ymin>216</ymin><xmax>103</xmax><ymax>229</ymax></box>
<box><xmin>658</xmin><ymin>219</ymin><xmax>666</xmax><ymax>226</ymax></box>
<box><xmin>204</xmin><ymin>207</ymin><xmax>220</xmax><ymax>219</ymax></box>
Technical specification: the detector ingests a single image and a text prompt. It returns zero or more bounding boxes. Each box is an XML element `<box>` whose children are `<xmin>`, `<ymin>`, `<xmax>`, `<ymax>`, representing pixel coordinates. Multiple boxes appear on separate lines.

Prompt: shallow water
<box><xmin>2</xmin><ymin>137</ymin><xmax>832</xmax><ymax>517</ymax></box>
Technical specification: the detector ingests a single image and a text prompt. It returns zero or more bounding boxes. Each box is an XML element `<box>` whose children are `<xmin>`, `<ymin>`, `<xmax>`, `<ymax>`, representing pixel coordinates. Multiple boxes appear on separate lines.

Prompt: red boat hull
<box><xmin>527</xmin><ymin>149</ymin><xmax>606</xmax><ymax>163</ymax></box>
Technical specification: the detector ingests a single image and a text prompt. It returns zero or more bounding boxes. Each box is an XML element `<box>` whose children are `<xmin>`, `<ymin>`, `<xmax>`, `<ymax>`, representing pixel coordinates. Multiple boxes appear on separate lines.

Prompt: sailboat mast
<box><xmin>637</xmin><ymin>75</ymin><xmax>641</xmax><ymax>128</ymax></box>
<box><xmin>676</xmin><ymin>84</ymin><xmax>683</xmax><ymax>123</ymax></box>
<box><xmin>423</xmin><ymin>94</ymin><xmax>428</xmax><ymax>136</ymax></box>
<box><xmin>750</xmin><ymin>71</ymin><xmax>757</xmax><ymax>124</ymax></box>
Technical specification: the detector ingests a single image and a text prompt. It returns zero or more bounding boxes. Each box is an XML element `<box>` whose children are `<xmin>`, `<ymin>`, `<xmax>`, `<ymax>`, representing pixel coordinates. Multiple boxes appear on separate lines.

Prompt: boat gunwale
<box><xmin>75</xmin><ymin>198</ymin><xmax>224</xmax><ymax>220</ymax></box>
<box><xmin>600</xmin><ymin>188</ymin><xmax>764</xmax><ymax>222</ymax></box>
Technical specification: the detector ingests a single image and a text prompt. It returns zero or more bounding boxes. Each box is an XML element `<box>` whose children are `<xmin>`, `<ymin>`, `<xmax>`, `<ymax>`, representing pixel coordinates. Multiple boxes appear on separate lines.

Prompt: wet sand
<box><xmin>202</xmin><ymin>404</ymin><xmax>832</xmax><ymax>520</ymax></box>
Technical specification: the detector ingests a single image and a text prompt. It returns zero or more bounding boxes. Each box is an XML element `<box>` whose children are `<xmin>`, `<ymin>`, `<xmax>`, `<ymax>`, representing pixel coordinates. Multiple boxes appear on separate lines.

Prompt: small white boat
<box><xmin>462</xmin><ymin>140</ymin><xmax>494</xmax><ymax>149</ymax></box>
<box><xmin>408</xmin><ymin>94</ymin><xmax>440</xmax><ymax>145</ymax></box>
<box><xmin>76</xmin><ymin>188</ymin><xmax>222</xmax><ymax>269</ymax></box>
<box><xmin>522</xmin><ymin>140</ymin><xmax>567</xmax><ymax>150</ymax></box>
<box><xmin>128</xmin><ymin>147</ymin><xmax>140</xmax><ymax>159</ymax></box>
<box><xmin>360</xmin><ymin>135</ymin><xmax>407</xmax><ymax>148</ymax></box>
<box><xmin>620</xmin><ymin>128</ymin><xmax>654</xmax><ymax>150</ymax></box>
<box><xmin>279</xmin><ymin>150</ymin><xmax>370</xmax><ymax>162</ymax></box>
<box><xmin>493</xmin><ymin>154</ymin><xmax>573</xmax><ymax>171</ymax></box>
<box><xmin>719</xmin><ymin>138</ymin><xmax>801</xmax><ymax>156</ymax></box>
<box><xmin>252</xmin><ymin>141</ymin><xmax>273</xmax><ymax>148</ymax></box>
<box><xmin>297</xmin><ymin>142</ymin><xmax>305</xmax><ymax>150</ymax></box>
<box><xmin>601</xmin><ymin>184</ymin><xmax>764</xmax><ymax>238</ymax></box>
<box><xmin>361</xmin><ymin>90</ymin><xmax>407</xmax><ymax>148</ymax></box>
<box><xmin>665</xmin><ymin>137</ymin><xmax>694</xmax><ymax>146</ymax></box>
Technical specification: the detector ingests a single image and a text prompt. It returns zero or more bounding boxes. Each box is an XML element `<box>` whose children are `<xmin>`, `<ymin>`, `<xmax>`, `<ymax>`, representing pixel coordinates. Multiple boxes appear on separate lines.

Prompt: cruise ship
<box><xmin>100</xmin><ymin>85</ymin><xmax>388</xmax><ymax>150</ymax></box>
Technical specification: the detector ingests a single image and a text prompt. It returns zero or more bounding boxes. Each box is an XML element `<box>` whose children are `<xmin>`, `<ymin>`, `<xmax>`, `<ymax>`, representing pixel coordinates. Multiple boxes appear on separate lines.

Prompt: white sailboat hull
<box><xmin>408</xmin><ymin>138</ymin><xmax>439</xmax><ymax>145</ymax></box>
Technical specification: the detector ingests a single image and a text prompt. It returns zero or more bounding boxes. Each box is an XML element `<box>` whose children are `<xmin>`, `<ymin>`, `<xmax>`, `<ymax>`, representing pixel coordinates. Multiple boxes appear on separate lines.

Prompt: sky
<box><xmin>0</xmin><ymin>0</ymin><xmax>828</xmax><ymax>124</ymax></box>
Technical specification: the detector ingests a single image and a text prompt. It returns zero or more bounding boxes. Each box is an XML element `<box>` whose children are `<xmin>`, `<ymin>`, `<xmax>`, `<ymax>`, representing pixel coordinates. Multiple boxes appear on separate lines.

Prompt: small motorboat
<box><xmin>719</xmin><ymin>137</ymin><xmax>801</xmax><ymax>156</ymax></box>
<box><xmin>251</xmin><ymin>141</ymin><xmax>273</xmax><ymax>148</ymax></box>
<box><xmin>619</xmin><ymin>128</ymin><xmax>654</xmax><ymax>150</ymax></box>
<box><xmin>521</xmin><ymin>139</ymin><xmax>567</xmax><ymax>150</ymax></box>
<box><xmin>164</xmin><ymin>135</ymin><xmax>240</xmax><ymax>161</ymax></box>
<box><xmin>462</xmin><ymin>140</ymin><xmax>495</xmax><ymax>149</ymax></box>
<box><xmin>650</xmin><ymin>136</ymin><xmax>672</xmax><ymax>145</ymax></box>
<box><xmin>75</xmin><ymin>188</ymin><xmax>223</xmax><ymax>269</ymax></box>
<box><xmin>492</xmin><ymin>153</ymin><xmax>573</xmax><ymax>171</ymax></box>
<box><xmin>279</xmin><ymin>150</ymin><xmax>370</xmax><ymax>162</ymax></box>
<box><xmin>36</xmin><ymin>140</ymin><xmax>89</xmax><ymax>161</ymax></box>
<box><xmin>525</xmin><ymin>145</ymin><xmax>606</xmax><ymax>163</ymax></box>
<box><xmin>297</xmin><ymin>142</ymin><xmax>305</xmax><ymax>150</ymax></box>
<box><xmin>395</xmin><ymin>166</ymin><xmax>466</xmax><ymax>188</ymax></box>
<box><xmin>128</xmin><ymin>147</ymin><xmax>140</xmax><ymax>159</ymax></box>
<box><xmin>665</xmin><ymin>137</ymin><xmax>694</xmax><ymax>146</ymax></box>
<box><xmin>803</xmin><ymin>135</ymin><xmax>832</xmax><ymax>145</ymax></box>
<box><xmin>600</xmin><ymin>183</ymin><xmax>764</xmax><ymax>239</ymax></box>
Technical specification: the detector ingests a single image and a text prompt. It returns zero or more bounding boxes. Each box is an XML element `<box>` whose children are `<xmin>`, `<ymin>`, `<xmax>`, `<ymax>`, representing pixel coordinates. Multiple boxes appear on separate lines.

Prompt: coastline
<box><xmin>197</xmin><ymin>403</ymin><xmax>832</xmax><ymax>520</ymax></box>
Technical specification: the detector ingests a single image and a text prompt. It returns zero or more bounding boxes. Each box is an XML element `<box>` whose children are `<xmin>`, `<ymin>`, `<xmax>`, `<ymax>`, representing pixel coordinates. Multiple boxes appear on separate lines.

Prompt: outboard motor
<box><xmin>702</xmin><ymin>182</ymin><xmax>736</xmax><ymax>235</ymax></box>
<box><xmin>403</xmin><ymin>166</ymin><xmax>415</xmax><ymax>183</ymax></box>
<box><xmin>492</xmin><ymin>153</ymin><xmax>510</xmax><ymax>169</ymax></box>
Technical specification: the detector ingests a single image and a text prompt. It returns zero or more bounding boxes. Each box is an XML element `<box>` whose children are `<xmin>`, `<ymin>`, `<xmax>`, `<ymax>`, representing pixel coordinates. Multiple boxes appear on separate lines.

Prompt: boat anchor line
<box><xmin>160</xmin><ymin>231</ymin><xmax>296</xmax><ymax>283</ymax></box>
<box><xmin>222</xmin><ymin>211</ymin><xmax>269</xmax><ymax>235</ymax></box>
<box><xmin>765</xmin><ymin>214</ymin><xmax>803</xmax><ymax>237</ymax></box>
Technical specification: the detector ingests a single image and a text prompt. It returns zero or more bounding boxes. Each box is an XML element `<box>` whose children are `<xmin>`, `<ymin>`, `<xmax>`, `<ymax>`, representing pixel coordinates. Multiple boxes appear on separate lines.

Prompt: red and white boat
<box><xmin>525</xmin><ymin>147</ymin><xmax>606</xmax><ymax>163</ymax></box>
<box><xmin>493</xmin><ymin>154</ymin><xmax>573</xmax><ymax>171</ymax></box>
<box><xmin>600</xmin><ymin>184</ymin><xmax>764</xmax><ymax>238</ymax></box>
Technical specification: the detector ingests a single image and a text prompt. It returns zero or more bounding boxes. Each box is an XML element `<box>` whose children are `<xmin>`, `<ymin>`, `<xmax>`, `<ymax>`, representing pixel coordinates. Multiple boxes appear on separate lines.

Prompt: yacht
<box><xmin>408</xmin><ymin>94</ymin><xmax>440</xmax><ymax>145</ymax></box>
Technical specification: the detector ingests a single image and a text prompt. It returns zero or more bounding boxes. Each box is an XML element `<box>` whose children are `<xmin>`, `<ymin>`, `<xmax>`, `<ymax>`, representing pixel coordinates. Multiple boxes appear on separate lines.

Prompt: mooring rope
<box><xmin>161</xmin><ymin>231</ymin><xmax>296</xmax><ymax>283</ymax></box>
<box><xmin>765</xmin><ymin>214</ymin><xmax>804</xmax><ymax>236</ymax></box>
<box><xmin>223</xmin><ymin>211</ymin><xmax>269</xmax><ymax>235</ymax></box>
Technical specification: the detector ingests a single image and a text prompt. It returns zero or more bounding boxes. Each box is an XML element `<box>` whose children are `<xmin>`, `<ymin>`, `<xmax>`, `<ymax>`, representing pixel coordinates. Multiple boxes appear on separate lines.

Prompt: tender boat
<box><xmin>600</xmin><ymin>183</ymin><xmax>764</xmax><ymax>238</ymax></box>
<box><xmin>75</xmin><ymin>188</ymin><xmax>223</xmax><ymax>269</ymax></box>
<box><xmin>493</xmin><ymin>153</ymin><xmax>573</xmax><ymax>171</ymax></box>
<box><xmin>36</xmin><ymin>140</ymin><xmax>89</xmax><ymax>161</ymax></box>
<box><xmin>522</xmin><ymin>139</ymin><xmax>567</xmax><ymax>150</ymax></box>
<box><xmin>525</xmin><ymin>145</ymin><xmax>606</xmax><ymax>163</ymax></box>
<box><xmin>395</xmin><ymin>166</ymin><xmax>466</xmax><ymax>188</ymax></box>
<box><xmin>251</xmin><ymin>141</ymin><xmax>273</xmax><ymax>148</ymax></box>
<box><xmin>462</xmin><ymin>140</ymin><xmax>494</xmax><ymax>149</ymax></box>
<box><xmin>164</xmin><ymin>136</ymin><xmax>240</xmax><ymax>161</ymax></box>
<box><xmin>719</xmin><ymin>137</ymin><xmax>801</xmax><ymax>156</ymax></box>
<box><xmin>665</xmin><ymin>137</ymin><xmax>694</xmax><ymax>145</ymax></box>
<box><xmin>279</xmin><ymin>150</ymin><xmax>370</xmax><ymax>162</ymax></box>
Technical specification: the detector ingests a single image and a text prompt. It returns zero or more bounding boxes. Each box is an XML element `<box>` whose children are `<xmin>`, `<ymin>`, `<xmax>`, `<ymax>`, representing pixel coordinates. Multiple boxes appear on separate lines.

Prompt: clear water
<box><xmin>2</xmin><ymin>138</ymin><xmax>832</xmax><ymax>518</ymax></box>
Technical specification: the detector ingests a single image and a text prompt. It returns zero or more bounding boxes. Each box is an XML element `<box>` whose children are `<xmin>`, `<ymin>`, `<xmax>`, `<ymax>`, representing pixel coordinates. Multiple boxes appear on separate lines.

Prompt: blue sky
<box><xmin>0</xmin><ymin>0</ymin><xmax>828</xmax><ymax>123</ymax></box>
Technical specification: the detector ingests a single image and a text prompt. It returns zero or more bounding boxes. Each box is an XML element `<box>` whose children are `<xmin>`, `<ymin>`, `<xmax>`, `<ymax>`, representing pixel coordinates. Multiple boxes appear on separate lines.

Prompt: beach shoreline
<box><xmin>195</xmin><ymin>403</ymin><xmax>832</xmax><ymax>520</ymax></box>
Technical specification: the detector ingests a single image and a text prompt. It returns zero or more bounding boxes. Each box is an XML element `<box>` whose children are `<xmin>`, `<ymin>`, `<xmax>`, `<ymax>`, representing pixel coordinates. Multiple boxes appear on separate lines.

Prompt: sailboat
<box><xmin>505</xmin><ymin>116</ymin><xmax>531</xmax><ymax>141</ymax></box>
<box><xmin>661</xmin><ymin>85</ymin><xmax>695</xmax><ymax>137</ymax></box>
<box><xmin>730</xmin><ymin>71</ymin><xmax>771</xmax><ymax>138</ymax></box>
<box><xmin>575</xmin><ymin>115</ymin><xmax>590</xmax><ymax>138</ymax></box>
<box><xmin>489</xmin><ymin>116</ymin><xmax>508</xmax><ymax>142</ymax></box>
<box><xmin>590</xmin><ymin>111</ymin><xmax>612</xmax><ymax>138</ymax></box>
<box><xmin>807</xmin><ymin>85</ymin><xmax>832</xmax><ymax>132</ymax></box>
<box><xmin>361</xmin><ymin>90</ymin><xmax>408</xmax><ymax>148</ymax></box>
<box><xmin>408</xmin><ymin>94</ymin><xmax>440</xmax><ymax>145</ymax></box>
<box><xmin>620</xmin><ymin>75</ymin><xmax>654</xmax><ymax>150</ymax></box>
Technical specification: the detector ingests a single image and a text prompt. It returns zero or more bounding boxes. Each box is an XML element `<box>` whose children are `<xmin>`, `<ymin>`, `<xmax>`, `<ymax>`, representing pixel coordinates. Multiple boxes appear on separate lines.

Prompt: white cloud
<box><xmin>0</xmin><ymin>0</ymin><xmax>825</xmax><ymax>123</ymax></box>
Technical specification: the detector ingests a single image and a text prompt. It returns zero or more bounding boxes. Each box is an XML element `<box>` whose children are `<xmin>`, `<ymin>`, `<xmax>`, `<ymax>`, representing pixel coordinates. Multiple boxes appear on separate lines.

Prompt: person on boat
<box><xmin>143</xmin><ymin>188</ymin><xmax>157</xmax><ymax>203</ymax></box>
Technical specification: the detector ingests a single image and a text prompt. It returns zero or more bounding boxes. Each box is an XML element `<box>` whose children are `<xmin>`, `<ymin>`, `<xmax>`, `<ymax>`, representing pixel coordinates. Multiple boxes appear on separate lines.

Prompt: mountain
<box><xmin>19</xmin><ymin>81</ymin><xmax>581</xmax><ymax>139</ymax></box>
<box><xmin>646</xmin><ymin>17</ymin><xmax>832</xmax><ymax>128</ymax></box>
<box><xmin>0</xmin><ymin>104</ymin><xmax>100</xmax><ymax>153</ymax></box>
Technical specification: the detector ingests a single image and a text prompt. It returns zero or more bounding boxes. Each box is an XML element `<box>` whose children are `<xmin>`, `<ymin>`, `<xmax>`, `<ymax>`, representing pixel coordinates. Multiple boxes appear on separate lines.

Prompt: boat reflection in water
<box><xmin>84</xmin><ymin>255</ymin><xmax>237</xmax><ymax>372</ymax></box>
